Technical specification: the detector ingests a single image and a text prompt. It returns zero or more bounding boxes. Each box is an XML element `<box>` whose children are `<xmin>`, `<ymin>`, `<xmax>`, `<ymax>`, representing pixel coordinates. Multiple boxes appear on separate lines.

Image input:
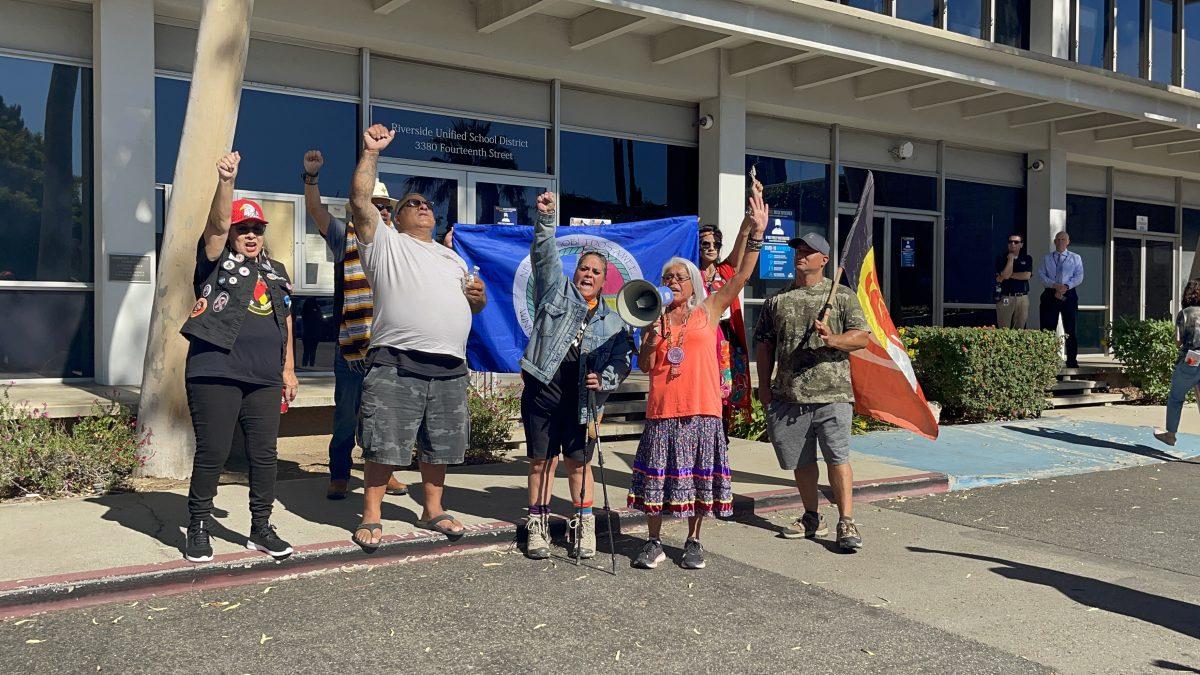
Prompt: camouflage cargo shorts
<box><xmin>358</xmin><ymin>365</ymin><xmax>469</xmax><ymax>466</ymax></box>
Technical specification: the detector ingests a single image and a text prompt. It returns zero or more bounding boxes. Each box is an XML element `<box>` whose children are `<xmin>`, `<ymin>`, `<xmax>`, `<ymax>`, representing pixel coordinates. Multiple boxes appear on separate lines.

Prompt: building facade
<box><xmin>3</xmin><ymin>0</ymin><xmax>1199</xmax><ymax>384</ymax></box>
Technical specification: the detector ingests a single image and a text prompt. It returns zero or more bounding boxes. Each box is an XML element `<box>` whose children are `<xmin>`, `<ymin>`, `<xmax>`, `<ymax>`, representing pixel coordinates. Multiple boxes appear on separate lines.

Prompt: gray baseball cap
<box><xmin>787</xmin><ymin>232</ymin><xmax>830</xmax><ymax>255</ymax></box>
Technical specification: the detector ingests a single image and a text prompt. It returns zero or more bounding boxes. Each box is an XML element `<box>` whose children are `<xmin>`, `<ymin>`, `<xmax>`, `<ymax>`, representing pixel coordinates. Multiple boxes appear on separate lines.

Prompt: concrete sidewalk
<box><xmin>0</xmin><ymin>436</ymin><xmax>942</xmax><ymax>614</ymax></box>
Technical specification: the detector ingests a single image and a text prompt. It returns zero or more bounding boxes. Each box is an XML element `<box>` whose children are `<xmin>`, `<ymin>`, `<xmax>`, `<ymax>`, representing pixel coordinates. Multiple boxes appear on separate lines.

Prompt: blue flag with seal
<box><xmin>454</xmin><ymin>216</ymin><xmax>699</xmax><ymax>372</ymax></box>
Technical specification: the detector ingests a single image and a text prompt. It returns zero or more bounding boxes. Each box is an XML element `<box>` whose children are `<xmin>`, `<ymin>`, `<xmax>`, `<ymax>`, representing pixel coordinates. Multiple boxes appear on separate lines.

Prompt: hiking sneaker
<box><xmin>680</xmin><ymin>538</ymin><xmax>706</xmax><ymax>570</ymax></box>
<box><xmin>836</xmin><ymin>519</ymin><xmax>863</xmax><ymax>552</ymax></box>
<box><xmin>781</xmin><ymin>511</ymin><xmax>829</xmax><ymax>539</ymax></box>
<box><xmin>525</xmin><ymin>515</ymin><xmax>550</xmax><ymax>560</ymax></box>
<box><xmin>1154</xmin><ymin>430</ymin><xmax>1178</xmax><ymax>447</ymax></box>
<box><xmin>184</xmin><ymin>519</ymin><xmax>213</xmax><ymax>563</ymax></box>
<box><xmin>571</xmin><ymin>513</ymin><xmax>597</xmax><ymax>560</ymax></box>
<box><xmin>632</xmin><ymin>539</ymin><xmax>667</xmax><ymax>570</ymax></box>
<box><xmin>247</xmin><ymin>523</ymin><xmax>294</xmax><ymax>559</ymax></box>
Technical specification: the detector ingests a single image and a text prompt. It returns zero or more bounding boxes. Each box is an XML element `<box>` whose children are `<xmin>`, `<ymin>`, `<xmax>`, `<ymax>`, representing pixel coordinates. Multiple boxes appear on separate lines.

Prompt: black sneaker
<box><xmin>184</xmin><ymin>520</ymin><xmax>213</xmax><ymax>563</ymax></box>
<box><xmin>680</xmin><ymin>538</ymin><xmax>706</xmax><ymax>570</ymax></box>
<box><xmin>247</xmin><ymin>523</ymin><xmax>294</xmax><ymax>560</ymax></box>
<box><xmin>781</xmin><ymin>511</ymin><xmax>829</xmax><ymax>540</ymax></box>
<box><xmin>632</xmin><ymin>539</ymin><xmax>666</xmax><ymax>569</ymax></box>
<box><xmin>837</xmin><ymin>519</ymin><xmax>863</xmax><ymax>551</ymax></box>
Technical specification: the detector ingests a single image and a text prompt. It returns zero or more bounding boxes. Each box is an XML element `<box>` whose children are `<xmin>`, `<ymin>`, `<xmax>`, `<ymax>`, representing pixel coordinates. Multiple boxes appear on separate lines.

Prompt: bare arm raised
<box><xmin>349</xmin><ymin>124</ymin><xmax>395</xmax><ymax>245</ymax></box>
<box><xmin>203</xmin><ymin>152</ymin><xmax>239</xmax><ymax>261</ymax></box>
<box><xmin>302</xmin><ymin>150</ymin><xmax>331</xmax><ymax>236</ymax></box>
<box><xmin>702</xmin><ymin>186</ymin><xmax>768</xmax><ymax>322</ymax></box>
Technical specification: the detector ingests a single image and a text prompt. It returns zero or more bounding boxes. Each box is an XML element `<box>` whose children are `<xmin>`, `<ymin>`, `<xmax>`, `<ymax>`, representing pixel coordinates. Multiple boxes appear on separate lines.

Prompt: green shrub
<box><xmin>467</xmin><ymin>385</ymin><xmax>521</xmax><ymax>462</ymax></box>
<box><xmin>852</xmin><ymin>414</ymin><xmax>895</xmax><ymax>435</ymax></box>
<box><xmin>899</xmin><ymin>326</ymin><xmax>1060</xmax><ymax>423</ymax></box>
<box><xmin>729</xmin><ymin>397</ymin><xmax>768</xmax><ymax>442</ymax></box>
<box><xmin>0</xmin><ymin>386</ymin><xmax>147</xmax><ymax>500</ymax></box>
<box><xmin>1106</xmin><ymin>317</ymin><xmax>1176</xmax><ymax>404</ymax></box>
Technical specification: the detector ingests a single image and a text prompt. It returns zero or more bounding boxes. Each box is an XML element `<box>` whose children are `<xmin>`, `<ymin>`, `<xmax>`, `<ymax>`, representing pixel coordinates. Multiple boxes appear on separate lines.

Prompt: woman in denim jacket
<box><xmin>1155</xmin><ymin>279</ymin><xmax>1200</xmax><ymax>446</ymax></box>
<box><xmin>519</xmin><ymin>191</ymin><xmax>633</xmax><ymax>561</ymax></box>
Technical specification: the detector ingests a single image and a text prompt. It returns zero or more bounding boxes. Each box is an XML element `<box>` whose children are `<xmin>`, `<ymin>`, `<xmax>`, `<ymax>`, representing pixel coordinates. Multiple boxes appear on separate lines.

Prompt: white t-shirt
<box><xmin>358</xmin><ymin>211</ymin><xmax>472</xmax><ymax>359</ymax></box>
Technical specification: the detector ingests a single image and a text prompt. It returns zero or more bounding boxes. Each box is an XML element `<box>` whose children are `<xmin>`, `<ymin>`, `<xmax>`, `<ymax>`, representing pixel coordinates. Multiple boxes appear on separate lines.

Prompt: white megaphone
<box><xmin>616</xmin><ymin>279</ymin><xmax>674</xmax><ymax>327</ymax></box>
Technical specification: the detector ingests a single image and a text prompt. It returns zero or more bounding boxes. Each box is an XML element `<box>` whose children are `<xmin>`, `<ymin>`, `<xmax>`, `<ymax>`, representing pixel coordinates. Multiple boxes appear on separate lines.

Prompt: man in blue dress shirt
<box><xmin>1037</xmin><ymin>231</ymin><xmax>1085</xmax><ymax>368</ymax></box>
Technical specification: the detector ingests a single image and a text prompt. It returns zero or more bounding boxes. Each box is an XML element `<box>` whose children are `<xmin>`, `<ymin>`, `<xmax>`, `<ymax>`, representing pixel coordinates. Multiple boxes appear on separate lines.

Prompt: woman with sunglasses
<box><xmin>697</xmin><ymin>179</ymin><xmax>761</xmax><ymax>432</ymax></box>
<box><xmin>179</xmin><ymin>151</ymin><xmax>299</xmax><ymax>563</ymax></box>
<box><xmin>627</xmin><ymin>186</ymin><xmax>769</xmax><ymax>571</ymax></box>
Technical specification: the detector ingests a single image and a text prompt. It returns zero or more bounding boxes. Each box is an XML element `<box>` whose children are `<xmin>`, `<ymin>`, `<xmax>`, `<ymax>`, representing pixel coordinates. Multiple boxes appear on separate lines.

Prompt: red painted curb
<box><xmin>0</xmin><ymin>471</ymin><xmax>947</xmax><ymax>619</ymax></box>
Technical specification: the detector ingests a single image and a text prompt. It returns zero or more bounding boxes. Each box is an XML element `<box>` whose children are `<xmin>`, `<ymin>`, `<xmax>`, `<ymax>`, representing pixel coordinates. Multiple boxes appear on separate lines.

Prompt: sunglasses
<box><xmin>662</xmin><ymin>273</ymin><xmax>692</xmax><ymax>283</ymax></box>
<box><xmin>234</xmin><ymin>224</ymin><xmax>266</xmax><ymax>236</ymax></box>
<box><xmin>373</xmin><ymin>203</ymin><xmax>392</xmax><ymax>213</ymax></box>
<box><xmin>699</xmin><ymin>241</ymin><xmax>720</xmax><ymax>250</ymax></box>
<box><xmin>401</xmin><ymin>198</ymin><xmax>435</xmax><ymax>210</ymax></box>
<box><xmin>1008</xmin><ymin>239</ymin><xmax>1023</xmax><ymax>245</ymax></box>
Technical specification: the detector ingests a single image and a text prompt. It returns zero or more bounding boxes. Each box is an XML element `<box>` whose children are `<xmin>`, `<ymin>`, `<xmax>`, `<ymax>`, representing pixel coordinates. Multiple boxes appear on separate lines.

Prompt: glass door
<box><xmin>468</xmin><ymin>173</ymin><xmax>554</xmax><ymax>227</ymax></box>
<box><xmin>1112</xmin><ymin>234</ymin><xmax>1177</xmax><ymax>320</ymax></box>
<box><xmin>377</xmin><ymin>164</ymin><xmax>466</xmax><ymax>242</ymax></box>
<box><xmin>889</xmin><ymin>216</ymin><xmax>936</xmax><ymax>326</ymax></box>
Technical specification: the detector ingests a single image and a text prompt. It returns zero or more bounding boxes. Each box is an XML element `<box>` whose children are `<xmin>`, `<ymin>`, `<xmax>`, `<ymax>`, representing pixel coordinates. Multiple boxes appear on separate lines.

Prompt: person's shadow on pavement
<box><xmin>85</xmin><ymin>491</ymin><xmax>245</xmax><ymax>550</ymax></box>
<box><xmin>908</xmin><ymin>546</ymin><xmax>1200</xmax><ymax>640</ymax></box>
<box><xmin>1003</xmin><ymin>425</ymin><xmax>1200</xmax><ymax>465</ymax></box>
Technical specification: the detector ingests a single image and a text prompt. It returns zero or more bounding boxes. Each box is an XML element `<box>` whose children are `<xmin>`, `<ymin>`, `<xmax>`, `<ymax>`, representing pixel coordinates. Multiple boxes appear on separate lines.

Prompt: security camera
<box><xmin>697</xmin><ymin>114</ymin><xmax>715</xmax><ymax>131</ymax></box>
<box><xmin>890</xmin><ymin>141</ymin><xmax>914</xmax><ymax>160</ymax></box>
<box><xmin>1028</xmin><ymin>159</ymin><xmax>1045</xmax><ymax>172</ymax></box>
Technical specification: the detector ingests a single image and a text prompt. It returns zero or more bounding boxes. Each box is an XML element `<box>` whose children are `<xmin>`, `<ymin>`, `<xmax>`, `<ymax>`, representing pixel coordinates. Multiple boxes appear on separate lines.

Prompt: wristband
<box><xmin>302</xmin><ymin>170</ymin><xmax>319</xmax><ymax>185</ymax></box>
<box><xmin>746</xmin><ymin>237</ymin><xmax>764</xmax><ymax>252</ymax></box>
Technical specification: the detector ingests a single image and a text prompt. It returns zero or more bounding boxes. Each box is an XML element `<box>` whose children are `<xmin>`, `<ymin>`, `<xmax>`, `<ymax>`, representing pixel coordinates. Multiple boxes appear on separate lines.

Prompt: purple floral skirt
<box><xmin>627</xmin><ymin>415</ymin><xmax>733</xmax><ymax>518</ymax></box>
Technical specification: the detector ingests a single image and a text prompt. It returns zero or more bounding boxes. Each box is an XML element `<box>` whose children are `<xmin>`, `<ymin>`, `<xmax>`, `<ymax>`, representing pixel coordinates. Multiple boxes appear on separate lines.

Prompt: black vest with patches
<box><xmin>180</xmin><ymin>243</ymin><xmax>292</xmax><ymax>352</ymax></box>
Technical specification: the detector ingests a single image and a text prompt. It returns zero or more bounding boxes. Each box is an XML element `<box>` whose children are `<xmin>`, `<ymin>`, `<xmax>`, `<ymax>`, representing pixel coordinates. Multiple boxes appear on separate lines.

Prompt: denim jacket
<box><xmin>519</xmin><ymin>211</ymin><xmax>633</xmax><ymax>424</ymax></box>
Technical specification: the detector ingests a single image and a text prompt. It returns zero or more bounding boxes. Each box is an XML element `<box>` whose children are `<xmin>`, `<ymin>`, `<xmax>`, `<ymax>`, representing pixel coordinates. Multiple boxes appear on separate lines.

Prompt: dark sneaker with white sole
<box><xmin>247</xmin><ymin>523</ymin><xmax>293</xmax><ymax>559</ymax></box>
<box><xmin>837</xmin><ymin>519</ymin><xmax>863</xmax><ymax>551</ymax></box>
<box><xmin>632</xmin><ymin>539</ymin><xmax>666</xmax><ymax>569</ymax></box>
<box><xmin>781</xmin><ymin>511</ymin><xmax>828</xmax><ymax>539</ymax></box>
<box><xmin>184</xmin><ymin>519</ymin><xmax>214</xmax><ymax>563</ymax></box>
<box><xmin>680</xmin><ymin>538</ymin><xmax>706</xmax><ymax>569</ymax></box>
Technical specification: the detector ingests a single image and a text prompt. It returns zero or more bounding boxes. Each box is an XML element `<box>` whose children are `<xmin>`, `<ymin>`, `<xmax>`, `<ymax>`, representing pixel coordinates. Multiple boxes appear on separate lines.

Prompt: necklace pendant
<box><xmin>666</xmin><ymin>346</ymin><xmax>685</xmax><ymax>366</ymax></box>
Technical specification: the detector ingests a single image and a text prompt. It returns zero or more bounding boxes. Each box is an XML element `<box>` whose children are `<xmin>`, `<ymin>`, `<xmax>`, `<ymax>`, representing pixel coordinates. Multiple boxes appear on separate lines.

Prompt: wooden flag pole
<box><xmin>818</xmin><ymin>266</ymin><xmax>846</xmax><ymax>323</ymax></box>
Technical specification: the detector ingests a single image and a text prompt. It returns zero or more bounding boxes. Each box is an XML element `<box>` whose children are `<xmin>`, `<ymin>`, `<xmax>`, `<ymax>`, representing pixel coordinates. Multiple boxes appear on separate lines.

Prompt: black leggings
<box><xmin>186</xmin><ymin>378</ymin><xmax>281</xmax><ymax>525</ymax></box>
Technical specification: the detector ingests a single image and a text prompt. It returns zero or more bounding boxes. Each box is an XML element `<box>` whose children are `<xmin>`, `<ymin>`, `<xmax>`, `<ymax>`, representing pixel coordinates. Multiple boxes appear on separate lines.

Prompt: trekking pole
<box><xmin>588</xmin><ymin>389</ymin><xmax>618</xmax><ymax>576</ymax></box>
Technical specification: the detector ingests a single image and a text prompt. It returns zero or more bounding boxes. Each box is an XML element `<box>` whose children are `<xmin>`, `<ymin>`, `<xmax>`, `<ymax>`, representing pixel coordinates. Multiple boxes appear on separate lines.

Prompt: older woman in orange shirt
<box><xmin>627</xmin><ymin>188</ymin><xmax>768</xmax><ymax>571</ymax></box>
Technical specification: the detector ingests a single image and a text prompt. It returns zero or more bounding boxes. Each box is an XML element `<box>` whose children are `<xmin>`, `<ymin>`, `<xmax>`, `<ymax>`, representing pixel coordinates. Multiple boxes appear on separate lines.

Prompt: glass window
<box><xmin>1183</xmin><ymin>207</ymin><xmax>1200</xmax><ymax>282</ymax></box>
<box><xmin>1114</xmin><ymin>199</ymin><xmax>1176</xmax><ymax>233</ymax></box>
<box><xmin>1151</xmin><ymin>0</ymin><xmax>1177</xmax><ymax>83</ymax></box>
<box><xmin>839</xmin><ymin>167</ymin><xmax>937</xmax><ymax>211</ymax></box>
<box><xmin>1076</xmin><ymin>309</ymin><xmax>1107</xmax><ymax>352</ymax></box>
<box><xmin>1115</xmin><ymin>0</ymin><xmax>1145</xmax><ymax>77</ymax></box>
<box><xmin>943</xmin><ymin>180</ymin><xmax>1027</xmax><ymax>304</ymax></box>
<box><xmin>476</xmin><ymin>183</ymin><xmax>541</xmax><ymax>226</ymax></box>
<box><xmin>1186</xmin><ymin>0</ymin><xmax>1200</xmax><ymax>89</ymax></box>
<box><xmin>744</xmin><ymin>155</ymin><xmax>831</xmax><ymax>300</ymax></box>
<box><xmin>898</xmin><ymin>0</ymin><xmax>940</xmax><ymax>25</ymax></box>
<box><xmin>560</xmin><ymin>131</ymin><xmax>698</xmax><ymax>225</ymax></box>
<box><xmin>1066</xmin><ymin>194</ymin><xmax>1109</xmax><ymax>306</ymax></box>
<box><xmin>842</xmin><ymin>0</ymin><xmax>888</xmax><ymax>12</ymax></box>
<box><xmin>156</xmin><ymin>78</ymin><xmax>358</xmax><ymax>196</ymax></box>
<box><xmin>948</xmin><ymin>0</ymin><xmax>984</xmax><ymax>37</ymax></box>
<box><xmin>370</xmin><ymin>106</ymin><xmax>549</xmax><ymax>175</ymax></box>
<box><xmin>301</xmin><ymin>199</ymin><xmax>343</xmax><ymax>289</ymax></box>
<box><xmin>0</xmin><ymin>290</ymin><xmax>93</xmax><ymax>378</ymax></box>
<box><xmin>995</xmin><ymin>0</ymin><xmax>1031</xmax><ymax>48</ymax></box>
<box><xmin>1077</xmin><ymin>0</ymin><xmax>1112</xmax><ymax>67</ymax></box>
<box><xmin>0</xmin><ymin>56</ymin><xmax>93</xmax><ymax>283</ymax></box>
<box><xmin>377</xmin><ymin>172</ymin><xmax>459</xmax><ymax>242</ymax></box>
<box><xmin>290</xmin><ymin>295</ymin><xmax>338</xmax><ymax>372</ymax></box>
<box><xmin>943</xmin><ymin>307</ymin><xmax>998</xmax><ymax>327</ymax></box>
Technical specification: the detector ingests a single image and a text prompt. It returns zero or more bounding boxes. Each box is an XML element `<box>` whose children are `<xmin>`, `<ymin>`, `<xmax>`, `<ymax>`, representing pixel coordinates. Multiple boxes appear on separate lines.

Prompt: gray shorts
<box><xmin>766</xmin><ymin>401</ymin><xmax>852</xmax><ymax>470</ymax></box>
<box><xmin>358</xmin><ymin>366</ymin><xmax>469</xmax><ymax>466</ymax></box>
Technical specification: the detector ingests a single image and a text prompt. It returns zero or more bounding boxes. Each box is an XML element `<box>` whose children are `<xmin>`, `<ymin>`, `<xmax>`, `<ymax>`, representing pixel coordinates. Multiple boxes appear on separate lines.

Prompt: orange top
<box><xmin>645</xmin><ymin>308</ymin><xmax>722</xmax><ymax>419</ymax></box>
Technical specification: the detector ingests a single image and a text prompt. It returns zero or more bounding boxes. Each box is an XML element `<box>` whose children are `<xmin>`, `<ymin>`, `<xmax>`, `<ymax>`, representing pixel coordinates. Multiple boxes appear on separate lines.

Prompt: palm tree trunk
<box><xmin>137</xmin><ymin>0</ymin><xmax>254</xmax><ymax>478</ymax></box>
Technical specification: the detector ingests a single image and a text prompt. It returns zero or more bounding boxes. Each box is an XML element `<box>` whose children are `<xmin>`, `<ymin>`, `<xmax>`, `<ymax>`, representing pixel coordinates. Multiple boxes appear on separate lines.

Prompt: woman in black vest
<box><xmin>180</xmin><ymin>151</ymin><xmax>299</xmax><ymax>563</ymax></box>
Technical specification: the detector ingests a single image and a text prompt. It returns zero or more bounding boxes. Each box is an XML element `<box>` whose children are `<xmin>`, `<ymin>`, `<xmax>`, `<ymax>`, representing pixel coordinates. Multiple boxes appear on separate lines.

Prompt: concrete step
<box><xmin>1057</xmin><ymin>367</ymin><xmax>1107</xmax><ymax>379</ymax></box>
<box><xmin>1048</xmin><ymin>380</ymin><xmax>1105</xmax><ymax>395</ymax></box>
<box><xmin>1046</xmin><ymin>392</ymin><xmax>1125</xmax><ymax>408</ymax></box>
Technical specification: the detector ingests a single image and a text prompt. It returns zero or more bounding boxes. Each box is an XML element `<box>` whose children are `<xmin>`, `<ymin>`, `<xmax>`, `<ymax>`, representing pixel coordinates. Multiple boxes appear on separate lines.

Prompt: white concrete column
<box><xmin>1026</xmin><ymin>147</ymin><xmax>1068</xmax><ymax>328</ymax></box>
<box><xmin>94</xmin><ymin>0</ymin><xmax>157</xmax><ymax>385</ymax></box>
<box><xmin>1029</xmin><ymin>0</ymin><xmax>1072</xmax><ymax>59</ymax></box>
<box><xmin>698</xmin><ymin>50</ymin><xmax>747</xmax><ymax>259</ymax></box>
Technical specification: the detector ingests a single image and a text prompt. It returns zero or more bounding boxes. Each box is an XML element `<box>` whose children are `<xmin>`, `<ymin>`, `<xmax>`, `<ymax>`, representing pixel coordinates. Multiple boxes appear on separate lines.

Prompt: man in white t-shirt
<box><xmin>347</xmin><ymin>124</ymin><xmax>487</xmax><ymax>550</ymax></box>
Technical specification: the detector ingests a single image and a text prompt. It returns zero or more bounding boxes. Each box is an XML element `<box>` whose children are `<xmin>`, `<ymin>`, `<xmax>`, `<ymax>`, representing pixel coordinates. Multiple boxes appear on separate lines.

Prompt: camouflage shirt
<box><xmin>754</xmin><ymin>279</ymin><xmax>869</xmax><ymax>404</ymax></box>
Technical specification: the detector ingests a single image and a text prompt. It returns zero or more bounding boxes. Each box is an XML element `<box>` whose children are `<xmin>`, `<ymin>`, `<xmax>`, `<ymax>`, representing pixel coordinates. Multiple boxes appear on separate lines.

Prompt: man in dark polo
<box><xmin>994</xmin><ymin>233</ymin><xmax>1033</xmax><ymax>328</ymax></box>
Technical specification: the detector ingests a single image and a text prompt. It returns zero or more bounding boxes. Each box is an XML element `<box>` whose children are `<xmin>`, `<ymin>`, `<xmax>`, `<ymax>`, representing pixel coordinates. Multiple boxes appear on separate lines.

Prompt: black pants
<box><xmin>186</xmin><ymin>377</ymin><xmax>281</xmax><ymax>525</ymax></box>
<box><xmin>1039</xmin><ymin>288</ymin><xmax>1079</xmax><ymax>366</ymax></box>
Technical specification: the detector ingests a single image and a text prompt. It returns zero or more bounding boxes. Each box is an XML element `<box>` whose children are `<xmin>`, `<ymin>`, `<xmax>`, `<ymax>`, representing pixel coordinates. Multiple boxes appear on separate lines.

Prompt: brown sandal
<box><xmin>351</xmin><ymin>522</ymin><xmax>382</xmax><ymax>553</ymax></box>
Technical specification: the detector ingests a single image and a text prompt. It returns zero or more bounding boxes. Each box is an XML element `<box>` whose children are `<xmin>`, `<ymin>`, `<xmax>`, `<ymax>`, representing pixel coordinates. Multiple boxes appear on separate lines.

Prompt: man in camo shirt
<box><xmin>754</xmin><ymin>232</ymin><xmax>869</xmax><ymax>552</ymax></box>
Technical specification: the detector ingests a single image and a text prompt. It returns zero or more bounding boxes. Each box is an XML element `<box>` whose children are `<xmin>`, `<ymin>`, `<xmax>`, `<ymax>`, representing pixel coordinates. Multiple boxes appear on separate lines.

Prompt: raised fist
<box><xmin>363</xmin><ymin>124</ymin><xmax>395</xmax><ymax>153</ymax></box>
<box><xmin>303</xmin><ymin>150</ymin><xmax>324</xmax><ymax>175</ymax></box>
<box><xmin>216</xmin><ymin>151</ymin><xmax>240</xmax><ymax>181</ymax></box>
<box><xmin>536</xmin><ymin>192</ymin><xmax>557</xmax><ymax>214</ymax></box>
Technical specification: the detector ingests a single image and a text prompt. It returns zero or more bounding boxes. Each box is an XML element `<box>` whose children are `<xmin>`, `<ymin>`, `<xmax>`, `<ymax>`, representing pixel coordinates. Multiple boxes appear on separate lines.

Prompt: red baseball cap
<box><xmin>231</xmin><ymin>198</ymin><xmax>269</xmax><ymax>226</ymax></box>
